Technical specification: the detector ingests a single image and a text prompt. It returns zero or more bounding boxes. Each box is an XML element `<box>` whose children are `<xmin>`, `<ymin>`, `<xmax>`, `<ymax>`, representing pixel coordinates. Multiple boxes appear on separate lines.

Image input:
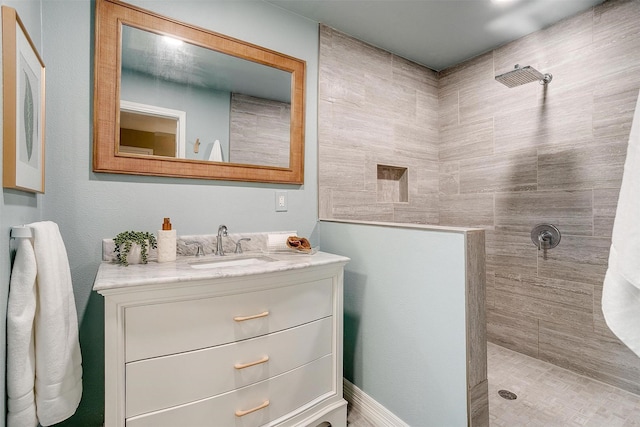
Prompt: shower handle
<box><xmin>538</xmin><ymin>231</ymin><xmax>552</xmax><ymax>251</ymax></box>
<box><xmin>531</xmin><ymin>223</ymin><xmax>561</xmax><ymax>252</ymax></box>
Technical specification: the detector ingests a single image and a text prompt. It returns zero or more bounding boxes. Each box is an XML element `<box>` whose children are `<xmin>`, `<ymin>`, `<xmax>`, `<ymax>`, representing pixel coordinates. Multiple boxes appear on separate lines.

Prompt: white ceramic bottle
<box><xmin>157</xmin><ymin>217</ymin><xmax>177</xmax><ymax>263</ymax></box>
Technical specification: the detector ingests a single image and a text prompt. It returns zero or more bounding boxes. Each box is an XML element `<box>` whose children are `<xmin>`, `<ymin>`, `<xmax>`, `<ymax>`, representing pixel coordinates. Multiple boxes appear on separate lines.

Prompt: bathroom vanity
<box><xmin>93</xmin><ymin>251</ymin><xmax>349</xmax><ymax>427</ymax></box>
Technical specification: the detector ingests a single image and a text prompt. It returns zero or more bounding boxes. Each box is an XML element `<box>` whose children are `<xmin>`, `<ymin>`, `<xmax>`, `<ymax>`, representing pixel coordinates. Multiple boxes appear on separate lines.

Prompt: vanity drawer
<box><xmin>126</xmin><ymin>354</ymin><xmax>333</xmax><ymax>427</ymax></box>
<box><xmin>125</xmin><ymin>316</ymin><xmax>333</xmax><ymax>418</ymax></box>
<box><xmin>125</xmin><ymin>278</ymin><xmax>333</xmax><ymax>362</ymax></box>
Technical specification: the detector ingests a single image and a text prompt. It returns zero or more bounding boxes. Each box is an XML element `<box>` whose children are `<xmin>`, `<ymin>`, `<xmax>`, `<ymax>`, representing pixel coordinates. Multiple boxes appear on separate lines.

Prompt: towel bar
<box><xmin>10</xmin><ymin>226</ymin><xmax>32</xmax><ymax>239</ymax></box>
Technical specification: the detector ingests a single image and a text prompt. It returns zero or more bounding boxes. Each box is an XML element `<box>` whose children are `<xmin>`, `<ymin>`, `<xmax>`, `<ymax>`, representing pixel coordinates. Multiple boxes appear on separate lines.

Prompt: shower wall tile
<box><xmin>593</xmin><ymin>0</ymin><xmax>640</xmax><ymax>78</ymax></box>
<box><xmin>494</xmin><ymin>190</ymin><xmax>593</xmax><ymax>235</ymax></box>
<box><xmin>487</xmin><ymin>308</ymin><xmax>539</xmax><ymax>358</ymax></box>
<box><xmin>539</xmin><ymin>321</ymin><xmax>640</xmax><ymax>395</ymax></box>
<box><xmin>319</xmin><ymin>145</ymin><xmax>366</xmax><ymax>192</ymax></box>
<box><xmin>593</xmin><ymin>188</ymin><xmax>620</xmax><ymax>238</ymax></box>
<box><xmin>438</xmin><ymin>86</ymin><xmax>459</xmax><ymax>130</ymax></box>
<box><xmin>593</xmin><ymin>87</ymin><xmax>640</xmax><ymax>139</ymax></box>
<box><xmin>439</xmin><ymin>193</ymin><xmax>494</xmax><ymax>228</ymax></box>
<box><xmin>537</xmin><ymin>235</ymin><xmax>610</xmax><ymax>286</ymax></box>
<box><xmin>439</xmin><ymin>161</ymin><xmax>459</xmax><ymax>195</ymax></box>
<box><xmin>438</xmin><ymin>52</ymin><xmax>494</xmax><ymax>94</ymax></box>
<box><xmin>592</xmin><ymin>285</ymin><xmax>611</xmax><ymax>338</ymax></box>
<box><xmin>493</xmin><ymin>274</ymin><xmax>593</xmax><ymax>329</ymax></box>
<box><xmin>459</xmin><ymin>148</ymin><xmax>537</xmax><ymax>193</ymax></box>
<box><xmin>439</xmin><ymin>118</ymin><xmax>494</xmax><ymax>161</ymax></box>
<box><xmin>393</xmin><ymin>193</ymin><xmax>439</xmax><ymax>224</ymax></box>
<box><xmin>485</xmin><ymin>231</ymin><xmax>538</xmax><ymax>279</ymax></box>
<box><xmin>494</xmin><ymin>92</ymin><xmax>594</xmax><ymax>153</ymax></box>
<box><xmin>318</xmin><ymin>25</ymin><xmax>440</xmax><ymax>223</ymax></box>
<box><xmin>459</xmin><ymin>82</ymin><xmax>537</xmax><ymax>126</ymax></box>
<box><xmin>537</xmin><ymin>138</ymin><xmax>627</xmax><ymax>191</ymax></box>
<box><xmin>329</xmin><ymin>189</ymin><xmax>394</xmax><ymax>222</ymax></box>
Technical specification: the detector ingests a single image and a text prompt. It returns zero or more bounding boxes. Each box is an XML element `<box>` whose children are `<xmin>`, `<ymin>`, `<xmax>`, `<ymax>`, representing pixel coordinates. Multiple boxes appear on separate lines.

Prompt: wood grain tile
<box><xmin>439</xmin><ymin>118</ymin><xmax>494</xmax><ymax>162</ymax></box>
<box><xmin>494</xmin><ymin>91</ymin><xmax>594</xmax><ymax>154</ymax></box>
<box><xmin>538</xmin><ymin>235</ymin><xmax>610</xmax><ymax>286</ymax></box>
<box><xmin>487</xmin><ymin>308</ymin><xmax>539</xmax><ymax>358</ymax></box>
<box><xmin>594</xmin><ymin>188</ymin><xmax>620</xmax><ymax>238</ymax></box>
<box><xmin>594</xmin><ymin>88</ymin><xmax>640</xmax><ymax>139</ymax></box>
<box><xmin>439</xmin><ymin>161</ymin><xmax>459</xmax><ymax>195</ymax></box>
<box><xmin>466</xmin><ymin>230</ymin><xmax>487</xmax><ymax>389</ymax></box>
<box><xmin>493</xmin><ymin>273</ymin><xmax>593</xmax><ymax>329</ymax></box>
<box><xmin>485</xmin><ymin>231</ymin><xmax>538</xmax><ymax>279</ymax></box>
<box><xmin>439</xmin><ymin>193</ymin><xmax>494</xmax><ymax>228</ymax></box>
<box><xmin>494</xmin><ymin>190</ymin><xmax>593</xmax><ymax>235</ymax></box>
<box><xmin>459</xmin><ymin>148</ymin><xmax>537</xmax><ymax>193</ymax></box>
<box><xmin>539</xmin><ymin>320</ymin><xmax>640</xmax><ymax>395</ymax></box>
<box><xmin>538</xmin><ymin>138</ymin><xmax>627</xmax><ymax>191</ymax></box>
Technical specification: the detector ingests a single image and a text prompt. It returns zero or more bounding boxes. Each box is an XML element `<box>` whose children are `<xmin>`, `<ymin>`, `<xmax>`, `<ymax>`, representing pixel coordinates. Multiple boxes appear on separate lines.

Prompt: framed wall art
<box><xmin>2</xmin><ymin>6</ymin><xmax>45</xmax><ymax>193</ymax></box>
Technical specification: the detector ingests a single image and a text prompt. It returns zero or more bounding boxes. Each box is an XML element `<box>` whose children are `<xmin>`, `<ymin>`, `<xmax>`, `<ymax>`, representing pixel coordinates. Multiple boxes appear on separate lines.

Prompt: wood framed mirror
<box><xmin>93</xmin><ymin>0</ymin><xmax>305</xmax><ymax>184</ymax></box>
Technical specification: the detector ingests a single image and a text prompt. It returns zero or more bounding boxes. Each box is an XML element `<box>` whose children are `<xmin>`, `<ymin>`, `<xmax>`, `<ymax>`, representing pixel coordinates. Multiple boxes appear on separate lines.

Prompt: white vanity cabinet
<box><xmin>94</xmin><ymin>253</ymin><xmax>348</xmax><ymax>427</ymax></box>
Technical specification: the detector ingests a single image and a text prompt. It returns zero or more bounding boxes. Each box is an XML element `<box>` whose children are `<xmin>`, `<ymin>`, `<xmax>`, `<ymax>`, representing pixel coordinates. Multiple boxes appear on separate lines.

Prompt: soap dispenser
<box><xmin>157</xmin><ymin>217</ymin><xmax>177</xmax><ymax>263</ymax></box>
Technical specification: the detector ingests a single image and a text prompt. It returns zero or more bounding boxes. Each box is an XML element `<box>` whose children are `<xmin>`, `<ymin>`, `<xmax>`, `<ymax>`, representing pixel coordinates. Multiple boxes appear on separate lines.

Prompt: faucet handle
<box><xmin>235</xmin><ymin>238</ymin><xmax>251</xmax><ymax>254</ymax></box>
<box><xmin>185</xmin><ymin>242</ymin><xmax>205</xmax><ymax>257</ymax></box>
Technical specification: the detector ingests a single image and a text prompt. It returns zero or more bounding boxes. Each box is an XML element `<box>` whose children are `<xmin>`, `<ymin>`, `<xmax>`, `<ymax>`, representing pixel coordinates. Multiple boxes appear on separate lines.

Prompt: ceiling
<box><xmin>265</xmin><ymin>0</ymin><xmax>606</xmax><ymax>71</ymax></box>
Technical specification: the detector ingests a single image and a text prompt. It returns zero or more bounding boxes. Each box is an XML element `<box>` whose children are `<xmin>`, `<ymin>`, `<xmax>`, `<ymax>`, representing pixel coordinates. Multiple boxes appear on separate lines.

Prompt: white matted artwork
<box><xmin>2</xmin><ymin>6</ymin><xmax>45</xmax><ymax>193</ymax></box>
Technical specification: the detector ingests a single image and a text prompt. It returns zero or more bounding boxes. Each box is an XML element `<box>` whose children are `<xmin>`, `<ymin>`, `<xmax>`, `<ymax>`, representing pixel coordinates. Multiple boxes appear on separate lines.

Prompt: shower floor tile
<box><xmin>489</xmin><ymin>342</ymin><xmax>640</xmax><ymax>427</ymax></box>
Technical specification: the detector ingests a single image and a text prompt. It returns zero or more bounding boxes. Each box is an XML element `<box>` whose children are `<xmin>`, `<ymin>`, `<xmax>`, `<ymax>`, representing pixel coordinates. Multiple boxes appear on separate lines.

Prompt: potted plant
<box><xmin>113</xmin><ymin>230</ymin><xmax>157</xmax><ymax>266</ymax></box>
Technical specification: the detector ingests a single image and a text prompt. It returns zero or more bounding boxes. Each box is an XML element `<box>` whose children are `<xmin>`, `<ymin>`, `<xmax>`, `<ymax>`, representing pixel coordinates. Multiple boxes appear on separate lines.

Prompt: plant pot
<box><xmin>119</xmin><ymin>241</ymin><xmax>148</xmax><ymax>265</ymax></box>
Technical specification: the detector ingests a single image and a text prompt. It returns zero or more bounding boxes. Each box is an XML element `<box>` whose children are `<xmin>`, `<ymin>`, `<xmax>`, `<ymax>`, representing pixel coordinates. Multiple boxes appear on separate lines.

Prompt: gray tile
<box><xmin>538</xmin><ymin>235</ymin><xmax>610</xmax><ymax>286</ymax></box>
<box><xmin>459</xmin><ymin>149</ymin><xmax>537</xmax><ymax>193</ymax></box>
<box><xmin>539</xmin><ymin>321</ymin><xmax>640</xmax><ymax>395</ymax></box>
<box><xmin>594</xmin><ymin>88</ymin><xmax>640</xmax><ymax>139</ymax></box>
<box><xmin>594</xmin><ymin>188</ymin><xmax>621</xmax><ymax>238</ymax></box>
<box><xmin>440</xmin><ymin>193</ymin><xmax>494</xmax><ymax>228</ymax></box>
<box><xmin>439</xmin><ymin>161</ymin><xmax>459</xmax><ymax>195</ymax></box>
<box><xmin>494</xmin><ymin>92</ymin><xmax>593</xmax><ymax>154</ymax></box>
<box><xmin>485</xmin><ymin>231</ymin><xmax>538</xmax><ymax>279</ymax></box>
<box><xmin>440</xmin><ymin>118</ymin><xmax>494</xmax><ymax>162</ymax></box>
<box><xmin>494</xmin><ymin>190</ymin><xmax>593</xmax><ymax>235</ymax></box>
<box><xmin>493</xmin><ymin>274</ymin><xmax>593</xmax><ymax>329</ymax></box>
<box><xmin>538</xmin><ymin>138</ymin><xmax>627</xmax><ymax>191</ymax></box>
<box><xmin>487</xmin><ymin>308</ymin><xmax>539</xmax><ymax>358</ymax></box>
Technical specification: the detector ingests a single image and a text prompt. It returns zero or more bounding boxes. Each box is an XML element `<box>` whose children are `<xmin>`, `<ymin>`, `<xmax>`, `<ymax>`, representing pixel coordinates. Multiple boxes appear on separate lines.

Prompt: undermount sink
<box><xmin>190</xmin><ymin>255</ymin><xmax>276</xmax><ymax>269</ymax></box>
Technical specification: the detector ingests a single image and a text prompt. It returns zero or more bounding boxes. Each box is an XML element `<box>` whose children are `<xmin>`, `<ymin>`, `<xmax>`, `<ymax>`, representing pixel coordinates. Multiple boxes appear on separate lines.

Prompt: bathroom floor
<box><xmin>488</xmin><ymin>342</ymin><xmax>640</xmax><ymax>427</ymax></box>
<box><xmin>347</xmin><ymin>342</ymin><xmax>640</xmax><ymax>426</ymax></box>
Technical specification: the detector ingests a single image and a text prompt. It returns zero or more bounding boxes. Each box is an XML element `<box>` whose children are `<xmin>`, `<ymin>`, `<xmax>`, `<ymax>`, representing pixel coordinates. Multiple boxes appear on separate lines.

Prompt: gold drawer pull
<box><xmin>234</xmin><ymin>355</ymin><xmax>270</xmax><ymax>370</ymax></box>
<box><xmin>233</xmin><ymin>311</ymin><xmax>269</xmax><ymax>322</ymax></box>
<box><xmin>235</xmin><ymin>400</ymin><xmax>270</xmax><ymax>417</ymax></box>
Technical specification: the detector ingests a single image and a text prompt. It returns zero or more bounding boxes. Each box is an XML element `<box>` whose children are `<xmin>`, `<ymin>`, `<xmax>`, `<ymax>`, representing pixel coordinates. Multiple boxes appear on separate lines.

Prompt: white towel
<box><xmin>603</xmin><ymin>90</ymin><xmax>640</xmax><ymax>357</ymax></box>
<box><xmin>7</xmin><ymin>238</ymin><xmax>38</xmax><ymax>427</ymax></box>
<box><xmin>7</xmin><ymin>222</ymin><xmax>83</xmax><ymax>426</ymax></box>
<box><xmin>209</xmin><ymin>139</ymin><xmax>223</xmax><ymax>162</ymax></box>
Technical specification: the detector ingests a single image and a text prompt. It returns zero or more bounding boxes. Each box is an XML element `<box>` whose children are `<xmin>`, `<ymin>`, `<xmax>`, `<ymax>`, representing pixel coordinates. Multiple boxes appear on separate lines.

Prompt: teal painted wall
<box><xmin>320</xmin><ymin>221</ymin><xmax>469</xmax><ymax>426</ymax></box>
<box><xmin>37</xmin><ymin>1</ymin><xmax>319</xmax><ymax>424</ymax></box>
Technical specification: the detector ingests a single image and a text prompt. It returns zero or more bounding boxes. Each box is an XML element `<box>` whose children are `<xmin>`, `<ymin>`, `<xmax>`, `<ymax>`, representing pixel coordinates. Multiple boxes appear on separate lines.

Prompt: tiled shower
<box><xmin>319</xmin><ymin>0</ymin><xmax>640</xmax><ymax>397</ymax></box>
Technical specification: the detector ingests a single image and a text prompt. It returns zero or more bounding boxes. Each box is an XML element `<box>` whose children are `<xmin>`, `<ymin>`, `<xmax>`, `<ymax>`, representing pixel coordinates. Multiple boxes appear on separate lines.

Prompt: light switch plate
<box><xmin>275</xmin><ymin>191</ymin><xmax>288</xmax><ymax>212</ymax></box>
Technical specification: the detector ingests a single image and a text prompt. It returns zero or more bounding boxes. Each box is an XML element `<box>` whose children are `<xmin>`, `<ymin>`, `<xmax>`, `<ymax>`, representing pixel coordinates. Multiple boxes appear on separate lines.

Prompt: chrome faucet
<box><xmin>216</xmin><ymin>225</ymin><xmax>228</xmax><ymax>256</ymax></box>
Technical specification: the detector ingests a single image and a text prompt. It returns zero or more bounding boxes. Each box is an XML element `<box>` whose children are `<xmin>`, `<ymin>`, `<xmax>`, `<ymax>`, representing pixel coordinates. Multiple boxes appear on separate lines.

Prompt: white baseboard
<box><xmin>343</xmin><ymin>378</ymin><xmax>409</xmax><ymax>427</ymax></box>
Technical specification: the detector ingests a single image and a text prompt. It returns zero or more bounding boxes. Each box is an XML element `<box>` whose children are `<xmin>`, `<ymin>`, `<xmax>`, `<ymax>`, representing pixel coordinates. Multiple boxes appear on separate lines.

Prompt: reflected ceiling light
<box><xmin>162</xmin><ymin>35</ymin><xmax>183</xmax><ymax>47</ymax></box>
<box><xmin>491</xmin><ymin>0</ymin><xmax>521</xmax><ymax>4</ymax></box>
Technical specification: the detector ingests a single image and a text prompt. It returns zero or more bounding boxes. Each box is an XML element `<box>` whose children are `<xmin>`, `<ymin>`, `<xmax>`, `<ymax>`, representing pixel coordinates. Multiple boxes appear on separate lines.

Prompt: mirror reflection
<box><xmin>120</xmin><ymin>25</ymin><xmax>292</xmax><ymax>167</ymax></box>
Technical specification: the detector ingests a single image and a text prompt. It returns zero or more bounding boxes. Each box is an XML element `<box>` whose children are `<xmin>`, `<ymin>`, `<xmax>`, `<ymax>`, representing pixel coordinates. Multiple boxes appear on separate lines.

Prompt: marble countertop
<box><xmin>93</xmin><ymin>250</ymin><xmax>350</xmax><ymax>292</ymax></box>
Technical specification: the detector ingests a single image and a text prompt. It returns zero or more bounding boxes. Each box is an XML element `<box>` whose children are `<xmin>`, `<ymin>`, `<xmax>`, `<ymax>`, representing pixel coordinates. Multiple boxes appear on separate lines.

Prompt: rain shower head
<box><xmin>495</xmin><ymin>64</ymin><xmax>552</xmax><ymax>88</ymax></box>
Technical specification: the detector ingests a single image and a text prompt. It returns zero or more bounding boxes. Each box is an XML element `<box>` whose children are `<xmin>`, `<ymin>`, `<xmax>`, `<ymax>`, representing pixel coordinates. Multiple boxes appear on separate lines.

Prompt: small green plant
<box><xmin>113</xmin><ymin>231</ymin><xmax>157</xmax><ymax>266</ymax></box>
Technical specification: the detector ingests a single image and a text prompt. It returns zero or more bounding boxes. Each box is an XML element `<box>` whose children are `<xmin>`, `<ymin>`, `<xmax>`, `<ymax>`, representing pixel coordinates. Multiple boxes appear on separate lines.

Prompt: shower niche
<box><xmin>377</xmin><ymin>164</ymin><xmax>408</xmax><ymax>203</ymax></box>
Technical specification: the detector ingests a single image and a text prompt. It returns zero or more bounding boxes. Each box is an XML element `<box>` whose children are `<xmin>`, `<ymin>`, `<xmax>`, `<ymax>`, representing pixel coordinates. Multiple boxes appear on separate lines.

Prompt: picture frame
<box><xmin>2</xmin><ymin>6</ymin><xmax>45</xmax><ymax>193</ymax></box>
